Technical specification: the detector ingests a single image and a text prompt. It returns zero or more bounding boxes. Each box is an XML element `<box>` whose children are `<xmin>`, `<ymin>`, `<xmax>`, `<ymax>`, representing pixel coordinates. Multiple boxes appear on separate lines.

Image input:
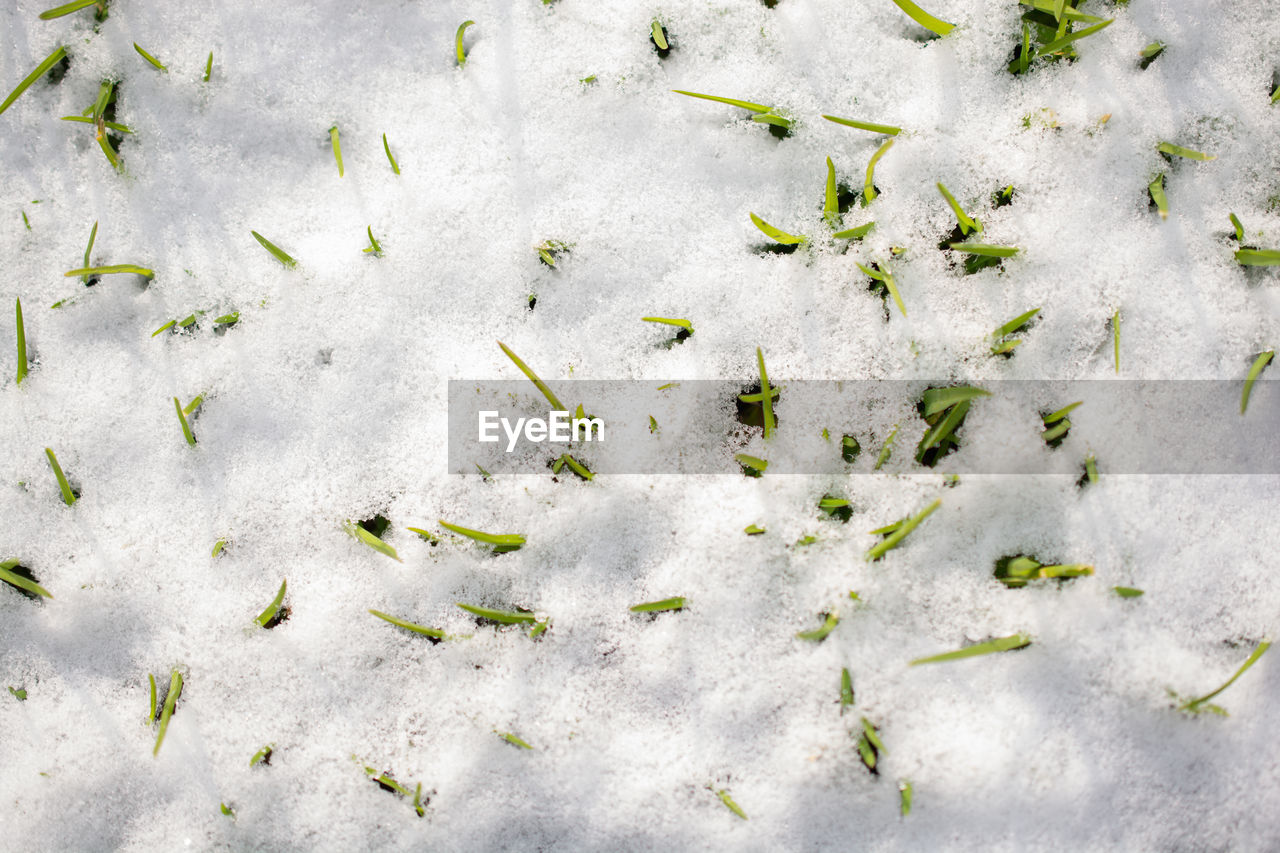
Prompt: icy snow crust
<box><xmin>2</xmin><ymin>0</ymin><xmax>1279</xmax><ymax>849</ymax></box>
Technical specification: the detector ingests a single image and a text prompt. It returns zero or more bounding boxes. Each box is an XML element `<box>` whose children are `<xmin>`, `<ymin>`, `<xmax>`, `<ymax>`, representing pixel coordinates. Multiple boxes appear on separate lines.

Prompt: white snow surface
<box><xmin>2</xmin><ymin>0</ymin><xmax>1279</xmax><ymax>850</ymax></box>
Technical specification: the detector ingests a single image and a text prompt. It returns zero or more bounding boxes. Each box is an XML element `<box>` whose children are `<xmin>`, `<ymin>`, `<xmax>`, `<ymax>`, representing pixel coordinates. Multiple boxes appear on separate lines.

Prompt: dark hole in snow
<box><xmin>357</xmin><ymin>514</ymin><xmax>391</xmax><ymax>539</ymax></box>
<box><xmin>734</xmin><ymin>382</ymin><xmax>780</xmax><ymax>432</ymax></box>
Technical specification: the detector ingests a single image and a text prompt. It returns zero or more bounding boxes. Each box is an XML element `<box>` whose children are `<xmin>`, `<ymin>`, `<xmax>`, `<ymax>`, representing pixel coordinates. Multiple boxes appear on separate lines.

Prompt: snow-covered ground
<box><xmin>2</xmin><ymin>0</ymin><xmax>1279</xmax><ymax>849</ymax></box>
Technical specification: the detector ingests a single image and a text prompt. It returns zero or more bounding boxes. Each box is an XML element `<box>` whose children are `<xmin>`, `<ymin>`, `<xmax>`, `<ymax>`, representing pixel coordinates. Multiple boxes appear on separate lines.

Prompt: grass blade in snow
<box><xmin>64</xmin><ymin>264</ymin><xmax>153</xmax><ymax>278</ymax></box>
<box><xmin>38</xmin><ymin>0</ymin><xmax>100</xmax><ymax>19</ymax></box>
<box><xmin>863</xmin><ymin>139</ymin><xmax>894</xmax><ymax>205</ymax></box>
<box><xmin>500</xmin><ymin>731</ymin><xmax>533</xmax><ymax>749</ymax></box>
<box><xmin>0</xmin><ymin>559</ymin><xmax>52</xmax><ymax>599</ymax></box>
<box><xmin>456</xmin><ymin>20</ymin><xmax>475</xmax><ymax>65</ymax></box>
<box><xmin>1241</xmin><ymin>351</ymin><xmax>1273</xmax><ymax>414</ymax></box>
<box><xmin>1235</xmin><ymin>249</ymin><xmax>1280</xmax><ymax>266</ymax></box>
<box><xmin>369</xmin><ymin>609</ymin><xmax>450</xmax><ymax>641</ymax></box>
<box><xmin>15</xmin><ymin>299</ymin><xmax>28</xmax><ymax>385</ymax></box>
<box><xmin>865</xmin><ymin>499</ymin><xmax>940</xmax><ymax>561</ymax></box>
<box><xmin>173</xmin><ymin>397</ymin><xmax>196</xmax><ymax>446</ymax></box>
<box><xmin>457</xmin><ymin>603</ymin><xmax>538</xmax><ymax>624</ymax></box>
<box><xmin>345</xmin><ymin>522</ymin><xmax>401</xmax><ymax>562</ymax></box>
<box><xmin>710</xmin><ymin>786</ymin><xmax>748</xmax><ymax>820</ymax></box>
<box><xmin>1178</xmin><ymin>641</ymin><xmax>1271</xmax><ymax>714</ymax></box>
<box><xmin>796</xmin><ymin>612</ymin><xmax>839</xmax><ymax>642</ymax></box>
<box><xmin>1157</xmin><ymin>142</ymin><xmax>1214</xmax><ymax>161</ymax></box>
<box><xmin>497</xmin><ymin>341</ymin><xmax>567</xmax><ymax>411</ymax></box>
<box><xmin>329</xmin><ymin>125</ymin><xmax>343</xmax><ymax>176</ymax></box>
<box><xmin>133</xmin><ymin>43</ymin><xmax>166</xmax><ymax>71</ymax></box>
<box><xmin>822</xmin><ymin>114</ymin><xmax>901</xmax><ymax>136</ymax></box>
<box><xmin>750</xmin><ymin>213</ymin><xmax>804</xmax><ymax>246</ymax></box>
<box><xmin>630</xmin><ymin>597</ymin><xmax>686</xmax><ymax>613</ymax></box>
<box><xmin>250</xmin><ymin>231</ymin><xmax>297</xmax><ymax>268</ymax></box>
<box><xmin>153</xmin><ymin>669</ymin><xmax>183</xmax><ymax>756</ymax></box>
<box><xmin>909</xmin><ymin>634</ymin><xmax>1032</xmax><ymax>666</ymax></box>
<box><xmin>438</xmin><ymin>520</ymin><xmax>525</xmax><ymax>552</ymax></box>
<box><xmin>382</xmin><ymin>133</ymin><xmax>400</xmax><ymax>174</ymax></box>
<box><xmin>255</xmin><ymin>578</ymin><xmax>287</xmax><ymax>627</ymax></box>
<box><xmin>45</xmin><ymin>448</ymin><xmax>76</xmax><ymax>505</ymax></box>
<box><xmin>840</xmin><ymin>668</ymin><xmax>854</xmax><ymax>713</ymax></box>
<box><xmin>0</xmin><ymin>46</ymin><xmax>67</xmax><ymax>118</ymax></box>
<box><xmin>889</xmin><ymin>0</ymin><xmax>954</xmax><ymax>35</ymax></box>
<box><xmin>947</xmin><ymin>243</ymin><xmax>1019</xmax><ymax>258</ymax></box>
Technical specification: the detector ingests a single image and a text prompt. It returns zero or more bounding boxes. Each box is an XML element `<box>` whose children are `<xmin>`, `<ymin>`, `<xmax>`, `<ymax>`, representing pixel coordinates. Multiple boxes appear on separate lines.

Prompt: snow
<box><xmin>2</xmin><ymin>0</ymin><xmax>1279</xmax><ymax>849</ymax></box>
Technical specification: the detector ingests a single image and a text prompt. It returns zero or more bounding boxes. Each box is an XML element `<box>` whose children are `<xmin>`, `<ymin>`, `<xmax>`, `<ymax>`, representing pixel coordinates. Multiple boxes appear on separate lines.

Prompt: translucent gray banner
<box><xmin>447</xmin><ymin>380</ymin><xmax>1279</xmax><ymax>475</ymax></box>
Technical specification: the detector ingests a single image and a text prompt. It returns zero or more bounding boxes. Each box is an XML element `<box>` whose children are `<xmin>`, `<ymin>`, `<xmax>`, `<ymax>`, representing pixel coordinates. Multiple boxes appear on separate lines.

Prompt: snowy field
<box><xmin>2</xmin><ymin>0</ymin><xmax>1279</xmax><ymax>849</ymax></box>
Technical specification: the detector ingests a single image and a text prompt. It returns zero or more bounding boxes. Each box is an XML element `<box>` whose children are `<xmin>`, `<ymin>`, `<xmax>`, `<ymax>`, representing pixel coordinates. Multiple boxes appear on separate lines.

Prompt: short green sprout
<box><xmin>0</xmin><ymin>46</ymin><xmax>67</xmax><ymax>118</ymax></box>
<box><xmin>45</xmin><ymin>448</ymin><xmax>76</xmax><ymax>505</ymax></box>
<box><xmin>991</xmin><ymin>308</ymin><xmax>1039</xmax><ymax>355</ymax></box>
<box><xmin>369</xmin><ymin>609</ymin><xmax>451</xmax><ymax>641</ymax></box>
<box><xmin>173</xmin><ymin>397</ymin><xmax>196</xmax><ymax>446</ymax></box>
<box><xmin>889</xmin><ymin>0</ymin><xmax>954</xmax><ymax>36</ymax></box>
<box><xmin>456</xmin><ymin>20</ymin><xmax>475</xmax><ymax>65</ymax></box>
<box><xmin>15</xmin><ymin>298</ymin><xmax>28</xmax><ymax>385</ymax></box>
<box><xmin>255</xmin><ymin>578</ymin><xmax>288</xmax><ymax>628</ymax></box>
<box><xmin>438</xmin><ymin>519</ymin><xmax>525</xmax><ymax>552</ymax></box>
<box><xmin>796</xmin><ymin>612</ymin><xmax>840</xmax><ymax>642</ymax></box>
<box><xmin>671</xmin><ymin>90</ymin><xmax>793</xmax><ymax>135</ymax></box>
<box><xmin>865</xmin><ymin>499</ymin><xmax>941</xmax><ymax>562</ymax></box>
<box><xmin>251</xmin><ymin>230</ymin><xmax>297</xmax><ymax>268</ymax></box>
<box><xmin>133</xmin><ymin>43</ymin><xmax>167</xmax><ymax>71</ymax></box>
<box><xmin>329</xmin><ymin>125</ymin><xmax>343</xmax><ymax>177</ymax></box>
<box><xmin>1176</xmin><ymin>640</ymin><xmax>1271</xmax><ymax>715</ymax></box>
<box><xmin>822</xmin><ymin>114</ymin><xmax>901</xmax><ymax>136</ymax></box>
<box><xmin>630</xmin><ymin>597</ymin><xmax>686</xmax><ymax>613</ymax></box>
<box><xmin>1241</xmin><ymin>351</ymin><xmax>1273</xmax><ymax>414</ymax></box>
<box><xmin>153</xmin><ymin>669</ymin><xmax>183</xmax><ymax>756</ymax></box>
<box><xmin>863</xmin><ymin>139</ymin><xmax>894</xmax><ymax>205</ymax></box>
<box><xmin>994</xmin><ymin>555</ymin><xmax>1093</xmax><ymax>587</ymax></box>
<box><xmin>909</xmin><ymin>634</ymin><xmax>1032</xmax><ymax>666</ymax></box>
<box><xmin>382</xmin><ymin>133</ymin><xmax>400</xmax><ymax>174</ymax></box>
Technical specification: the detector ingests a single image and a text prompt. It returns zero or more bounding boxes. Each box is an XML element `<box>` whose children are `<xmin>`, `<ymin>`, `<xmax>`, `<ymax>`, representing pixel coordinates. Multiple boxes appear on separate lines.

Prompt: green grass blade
<box><xmin>749</xmin><ymin>212</ymin><xmax>804</xmax><ymax>245</ymax></box>
<box><xmin>153</xmin><ymin>669</ymin><xmax>183</xmax><ymax>756</ymax></box>
<box><xmin>64</xmin><ymin>264</ymin><xmax>153</xmax><ymax>278</ymax></box>
<box><xmin>0</xmin><ymin>46</ymin><xmax>66</xmax><ymax>117</ymax></box>
<box><xmin>1112</xmin><ymin>309</ymin><xmax>1121</xmax><ymax>373</ymax></box>
<box><xmin>863</xmin><ymin>138</ymin><xmax>894</xmax><ymax>205</ymax></box>
<box><xmin>45</xmin><ymin>448</ymin><xmax>75</xmax><ymax>506</ymax></box>
<box><xmin>1179</xmin><ymin>641</ymin><xmax>1271</xmax><ymax>712</ymax></box>
<box><xmin>671</xmin><ymin>90</ymin><xmax>770</xmax><ymax>114</ymax></box>
<box><xmin>211</xmin><ymin>538</ymin><xmax>226</xmax><ymax>558</ymax></box>
<box><xmin>345</xmin><ymin>522</ymin><xmax>401</xmax><ymax>562</ymax></box>
<box><xmin>329</xmin><ymin>125</ymin><xmax>343</xmax><ymax>177</ymax></box>
<box><xmin>0</xmin><ymin>560</ymin><xmax>52</xmax><ymax>599</ymax></box>
<box><xmin>650</xmin><ymin>20</ymin><xmax>668</xmax><ymax>50</ymax></box>
<box><xmin>865</xmin><ymin>498</ymin><xmax>940</xmax><ymax>561</ymax></box>
<box><xmin>1113</xmin><ymin>586</ymin><xmax>1143</xmax><ymax>598</ymax></box>
<box><xmin>250</xmin><ymin>745</ymin><xmax>273</xmax><ymax>766</ymax></box>
<box><xmin>1157</xmin><ymin>141</ymin><xmax>1214</xmax><ymax>161</ymax></box>
<box><xmin>15</xmin><ymin>298</ymin><xmax>28</xmax><ymax>385</ymax></box>
<box><xmin>1235</xmin><ymin>249</ymin><xmax>1280</xmax><ymax>266</ymax></box>
<box><xmin>994</xmin><ymin>308</ymin><xmax>1039</xmax><ymax>339</ymax></box>
<box><xmin>382</xmin><ymin>133</ymin><xmax>400</xmax><ymax>174</ymax></box>
<box><xmin>899</xmin><ymin>780</ymin><xmax>913</xmax><ymax>816</ymax></box>
<box><xmin>641</xmin><ymin>316</ymin><xmax>693</xmax><ymax>331</ymax></box>
<box><xmin>1043</xmin><ymin>400</ymin><xmax>1083</xmax><ymax>424</ymax></box>
<box><xmin>1241</xmin><ymin>351</ymin><xmax>1273</xmax><ymax>414</ymax></box>
<box><xmin>909</xmin><ymin>634</ymin><xmax>1032</xmax><ymax>666</ymax></box>
<box><xmin>496</xmin><ymin>341</ymin><xmax>567</xmax><ymax>411</ymax></box>
<box><xmin>937</xmin><ymin>182</ymin><xmax>980</xmax><ymax>235</ymax></box>
<box><xmin>916</xmin><ymin>400</ymin><xmax>969</xmax><ymax>460</ymax></box>
<box><xmin>456</xmin><ymin>20</ymin><xmax>475</xmax><ymax>65</ymax></box>
<box><xmin>630</xmin><ymin>596</ymin><xmax>686</xmax><ymax>613</ymax></box>
<box><xmin>250</xmin><ymin>230</ymin><xmax>297</xmax><ymax>268</ymax></box>
<box><xmin>947</xmin><ymin>242</ymin><xmax>1019</xmax><ymax>257</ymax></box>
<box><xmin>457</xmin><ymin>603</ymin><xmax>537</xmax><ymax>624</ymax></box>
<box><xmin>921</xmin><ymin>386</ymin><xmax>989</xmax><ymax>417</ymax></box>
<box><xmin>438</xmin><ymin>519</ymin><xmax>525</xmax><ymax>549</ymax></box>
<box><xmin>501</xmin><ymin>731</ymin><xmax>534</xmax><ymax>750</ymax></box>
<box><xmin>832</xmin><ymin>222</ymin><xmax>875</xmax><ymax>240</ymax></box>
<box><xmin>81</xmin><ymin>220</ymin><xmax>98</xmax><ymax>284</ymax></box>
<box><xmin>875</xmin><ymin>267</ymin><xmax>905</xmax><ymax>319</ymax></box>
<box><xmin>173</xmin><ymin>397</ymin><xmax>196</xmax><ymax>446</ymax></box>
<box><xmin>254</xmin><ymin>578</ymin><xmax>287</xmax><ymax>627</ymax></box>
<box><xmin>59</xmin><ymin>115</ymin><xmax>133</xmax><ymax>132</ymax></box>
<box><xmin>38</xmin><ymin>0</ymin><xmax>96</xmax><ymax>18</ymax></box>
<box><xmin>133</xmin><ymin>43</ymin><xmax>167</xmax><ymax>71</ymax></box>
<box><xmin>796</xmin><ymin>612</ymin><xmax>840</xmax><ymax>642</ymax></box>
<box><xmin>203</xmin><ymin>51</ymin><xmax>212</xmax><ymax>82</ymax></box>
<box><xmin>889</xmin><ymin>0</ymin><xmax>955</xmax><ymax>35</ymax></box>
<box><xmin>363</xmin><ymin>226</ymin><xmax>382</xmax><ymax>256</ymax></box>
<box><xmin>712</xmin><ymin>788</ymin><xmax>748</xmax><ymax>820</ymax></box>
<box><xmin>369</xmin><ymin>609</ymin><xmax>449</xmax><ymax>640</ymax></box>
<box><xmin>822</xmin><ymin>114</ymin><xmax>901</xmax><ymax>136</ymax></box>
<box><xmin>148</xmin><ymin>673</ymin><xmax>156</xmax><ymax>719</ymax></box>
<box><xmin>1037</xmin><ymin>18</ymin><xmax>1114</xmax><ymax>56</ymax></box>
<box><xmin>757</xmin><ymin>347</ymin><xmax>775</xmax><ymax>439</ymax></box>
<box><xmin>840</xmin><ymin>667</ymin><xmax>854</xmax><ymax>713</ymax></box>
<box><xmin>1229</xmin><ymin>213</ymin><xmax>1244</xmax><ymax>242</ymax></box>
<box><xmin>824</xmin><ymin>157</ymin><xmax>839</xmax><ymax>226</ymax></box>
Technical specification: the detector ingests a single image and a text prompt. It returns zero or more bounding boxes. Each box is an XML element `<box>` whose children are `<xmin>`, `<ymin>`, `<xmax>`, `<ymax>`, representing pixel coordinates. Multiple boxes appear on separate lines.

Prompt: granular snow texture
<box><xmin>1</xmin><ymin>0</ymin><xmax>1279</xmax><ymax>850</ymax></box>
